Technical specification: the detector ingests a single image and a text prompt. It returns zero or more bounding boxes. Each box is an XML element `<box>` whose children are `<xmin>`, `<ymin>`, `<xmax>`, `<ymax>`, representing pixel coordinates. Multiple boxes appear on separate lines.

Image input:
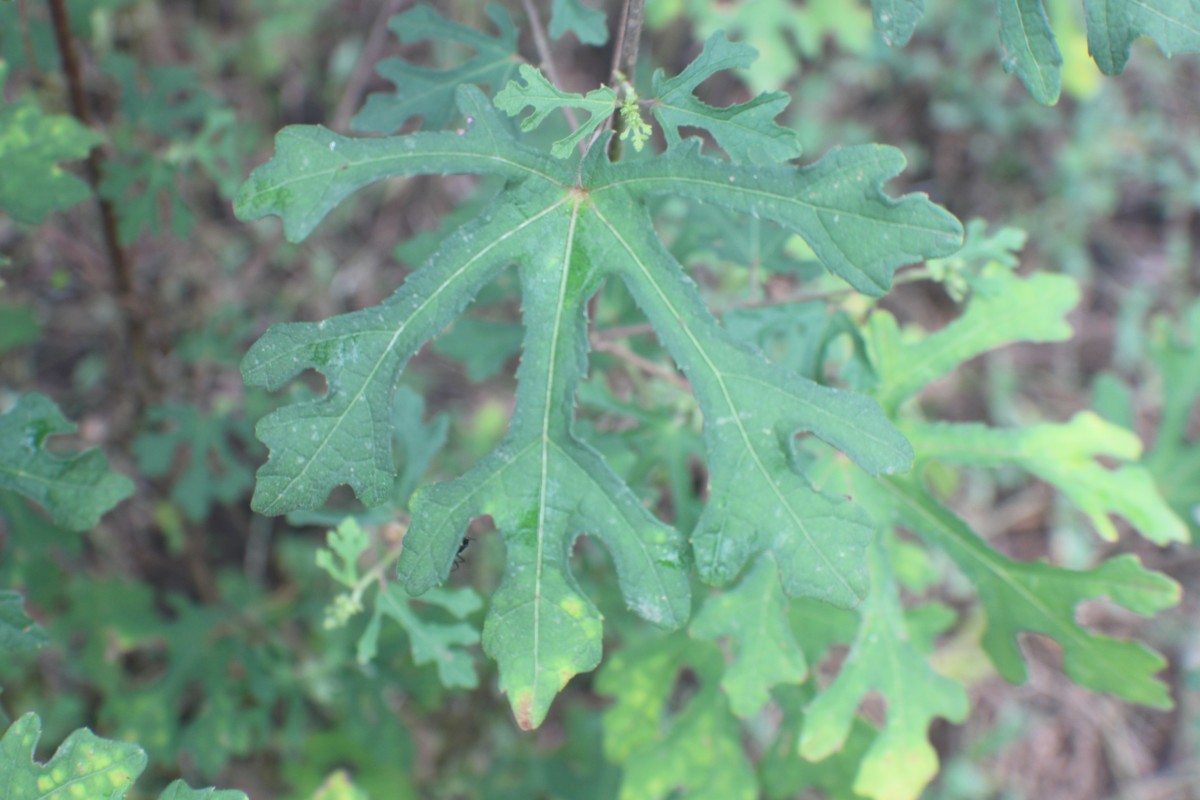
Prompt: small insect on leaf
<box><xmin>452</xmin><ymin>536</ymin><xmax>471</xmax><ymax>571</ymax></box>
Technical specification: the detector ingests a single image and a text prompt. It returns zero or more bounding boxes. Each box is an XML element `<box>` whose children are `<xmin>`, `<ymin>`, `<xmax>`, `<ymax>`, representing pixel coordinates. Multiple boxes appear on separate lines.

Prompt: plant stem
<box><xmin>47</xmin><ymin>0</ymin><xmax>161</xmax><ymax>413</ymax></box>
<box><xmin>607</xmin><ymin>0</ymin><xmax>645</xmax><ymax>161</ymax></box>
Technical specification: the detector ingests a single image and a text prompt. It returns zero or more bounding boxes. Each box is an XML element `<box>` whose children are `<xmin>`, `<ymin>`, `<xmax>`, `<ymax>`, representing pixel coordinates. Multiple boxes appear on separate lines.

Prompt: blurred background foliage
<box><xmin>0</xmin><ymin>0</ymin><xmax>1198</xmax><ymax>797</ymax></box>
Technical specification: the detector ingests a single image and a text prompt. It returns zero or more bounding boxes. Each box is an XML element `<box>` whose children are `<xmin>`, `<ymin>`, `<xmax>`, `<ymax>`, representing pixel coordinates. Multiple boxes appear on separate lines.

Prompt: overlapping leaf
<box><xmin>352</xmin><ymin>3</ymin><xmax>520</xmax><ymax>134</ymax></box>
<box><xmin>650</xmin><ymin>32</ymin><xmax>802</xmax><ymax>163</ymax></box>
<box><xmin>904</xmin><ymin>412</ymin><xmax>1188</xmax><ymax>545</ymax></box>
<box><xmin>0</xmin><ymin>713</ymin><xmax>248</xmax><ymax>800</ymax></box>
<box><xmin>799</xmin><ymin>540</ymin><xmax>968</xmax><ymax>800</ymax></box>
<box><xmin>997</xmin><ymin>0</ymin><xmax>1063</xmax><ymax>105</ymax></box>
<box><xmin>888</xmin><ymin>475</ymin><xmax>1179</xmax><ymax>708</ymax></box>
<box><xmin>549</xmin><ymin>0</ymin><xmax>609</xmax><ymax>45</ymax></box>
<box><xmin>1084</xmin><ymin>0</ymin><xmax>1200</xmax><ymax>74</ymax></box>
<box><xmin>690</xmin><ymin>556</ymin><xmax>807</xmax><ymax>717</ymax></box>
<box><xmin>495</xmin><ymin>63</ymin><xmax>616</xmax><ymax>157</ymax></box>
<box><xmin>0</xmin><ymin>393</ymin><xmax>134</xmax><ymax>531</ymax></box>
<box><xmin>237</xmin><ymin>50</ymin><xmax>960</xmax><ymax>724</ymax></box>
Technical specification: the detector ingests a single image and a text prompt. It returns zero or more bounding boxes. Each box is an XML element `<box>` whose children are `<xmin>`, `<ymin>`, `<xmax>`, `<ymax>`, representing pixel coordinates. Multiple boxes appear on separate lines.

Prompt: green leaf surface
<box><xmin>997</xmin><ymin>0</ymin><xmax>1063</xmax><ymax>105</ymax></box>
<box><xmin>870</xmin><ymin>267</ymin><xmax>1079</xmax><ymax>413</ymax></box>
<box><xmin>352</xmin><ymin>3</ymin><xmax>520</xmax><ymax>134</ymax></box>
<box><xmin>761</xmin><ymin>685</ymin><xmax>873</xmax><ymax>800</ymax></box>
<box><xmin>887</xmin><ymin>474</ymin><xmax>1179</xmax><ymax>708</ymax></box>
<box><xmin>689</xmin><ymin>556</ymin><xmax>807</xmax><ymax>717</ymax></box>
<box><xmin>549</xmin><ymin>0</ymin><xmax>609</xmax><ymax>45</ymax></box>
<box><xmin>650</xmin><ymin>32</ymin><xmax>802</xmax><ymax>164</ymax></box>
<box><xmin>0</xmin><ymin>101</ymin><xmax>101</xmax><ymax>224</ymax></box>
<box><xmin>598</xmin><ymin>635</ymin><xmax>758</xmax><ymax>800</ymax></box>
<box><xmin>374</xmin><ymin>584</ymin><xmax>481</xmax><ymax>688</ymax></box>
<box><xmin>1083</xmin><ymin>0</ymin><xmax>1200</xmax><ymax>74</ymax></box>
<box><xmin>0</xmin><ymin>714</ymin><xmax>250</xmax><ymax>799</ymax></box>
<box><xmin>904</xmin><ymin>412</ymin><xmax>1189</xmax><ymax>545</ymax></box>
<box><xmin>800</xmin><ymin>541</ymin><xmax>968</xmax><ymax>800</ymax></box>
<box><xmin>240</xmin><ymin>70</ymin><xmax>959</xmax><ymax>725</ymax></box>
<box><xmin>0</xmin><ymin>393</ymin><xmax>134</xmax><ymax>531</ymax></box>
<box><xmin>872</xmin><ymin>0</ymin><xmax>925</xmax><ymax>46</ymax></box>
<box><xmin>0</xmin><ymin>590</ymin><xmax>47</xmax><ymax>655</ymax></box>
<box><xmin>495</xmin><ymin>63</ymin><xmax>616</xmax><ymax>158</ymax></box>
<box><xmin>597</xmin><ymin>139</ymin><xmax>962</xmax><ymax>296</ymax></box>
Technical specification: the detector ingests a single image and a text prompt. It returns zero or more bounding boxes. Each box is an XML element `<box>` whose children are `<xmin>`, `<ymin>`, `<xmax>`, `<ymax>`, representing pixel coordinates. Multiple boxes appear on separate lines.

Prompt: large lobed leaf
<box><xmin>0</xmin><ymin>713</ymin><xmax>247</xmax><ymax>800</ymax></box>
<box><xmin>0</xmin><ymin>393</ymin><xmax>134</xmax><ymax>531</ymax></box>
<box><xmin>237</xmin><ymin>62</ymin><xmax>960</xmax><ymax>724</ymax></box>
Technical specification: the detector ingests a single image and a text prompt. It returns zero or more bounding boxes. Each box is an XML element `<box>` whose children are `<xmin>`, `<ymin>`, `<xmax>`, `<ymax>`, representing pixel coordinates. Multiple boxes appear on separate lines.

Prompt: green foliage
<box><xmin>0</xmin><ymin>62</ymin><xmax>102</xmax><ymax>224</ymax></box>
<box><xmin>0</xmin><ymin>713</ymin><xmax>247</xmax><ymax>800</ymax></box>
<box><xmin>495</xmin><ymin>63</ymin><xmax>616</xmax><ymax>157</ymax></box>
<box><xmin>0</xmin><ymin>590</ymin><xmax>46</xmax><ymax>655</ymax></box>
<box><xmin>549</xmin><ymin>0</ymin><xmax>609</xmax><ymax>45</ymax></box>
<box><xmin>235</xmin><ymin>39</ymin><xmax>960</xmax><ymax>722</ymax></box>
<box><xmin>352</xmin><ymin>3</ymin><xmax>520</xmax><ymax>134</ymax></box>
<box><xmin>0</xmin><ymin>393</ymin><xmax>133</xmax><ymax>531</ymax></box>
<box><xmin>873</xmin><ymin>0</ymin><xmax>1200</xmax><ymax>103</ymax></box>
<box><xmin>133</xmin><ymin>403</ymin><xmax>258</xmax><ymax>522</ymax></box>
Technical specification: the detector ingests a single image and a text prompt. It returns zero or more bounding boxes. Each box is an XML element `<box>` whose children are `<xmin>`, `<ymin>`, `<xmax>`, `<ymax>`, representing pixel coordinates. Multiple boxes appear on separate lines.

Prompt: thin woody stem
<box><xmin>606</xmin><ymin>0</ymin><xmax>645</xmax><ymax>160</ymax></box>
<box><xmin>47</xmin><ymin>0</ymin><xmax>161</xmax><ymax>412</ymax></box>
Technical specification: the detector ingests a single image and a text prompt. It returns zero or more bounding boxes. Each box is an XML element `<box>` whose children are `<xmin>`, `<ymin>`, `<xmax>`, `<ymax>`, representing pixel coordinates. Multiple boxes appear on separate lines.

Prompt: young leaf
<box><xmin>0</xmin><ymin>100</ymin><xmax>101</xmax><ymax>225</ymax></box>
<box><xmin>0</xmin><ymin>393</ymin><xmax>134</xmax><ymax>531</ymax></box>
<box><xmin>996</xmin><ymin>0</ymin><xmax>1063</xmax><ymax>105</ymax></box>
<box><xmin>903</xmin><ymin>412</ymin><xmax>1189</xmax><ymax>545</ymax></box>
<box><xmin>870</xmin><ymin>267</ymin><xmax>1079</xmax><ymax>414</ymax></box>
<box><xmin>689</xmin><ymin>556</ymin><xmax>807</xmax><ymax>717</ymax></box>
<box><xmin>887</xmin><ymin>474</ymin><xmax>1180</xmax><ymax>708</ymax></box>
<box><xmin>800</xmin><ymin>540</ymin><xmax>969</xmax><ymax>800</ymax></box>
<box><xmin>872</xmin><ymin>0</ymin><xmax>925</xmax><ymax>46</ymax></box>
<box><xmin>598</xmin><ymin>635</ymin><xmax>758</xmax><ymax>800</ymax></box>
<box><xmin>0</xmin><ymin>713</ymin><xmax>248</xmax><ymax>799</ymax></box>
<box><xmin>1083</xmin><ymin>0</ymin><xmax>1200</xmax><ymax>74</ymax></box>
<box><xmin>352</xmin><ymin>3</ymin><xmax>520</xmax><ymax>134</ymax></box>
<box><xmin>650</xmin><ymin>31</ymin><xmax>803</xmax><ymax>163</ymax></box>
<box><xmin>549</xmin><ymin>0</ymin><xmax>609</xmax><ymax>45</ymax></box>
<box><xmin>238</xmin><ymin>71</ymin><xmax>959</xmax><ymax>725</ymax></box>
<box><xmin>495</xmin><ymin>63</ymin><xmax>616</xmax><ymax>157</ymax></box>
<box><xmin>372</xmin><ymin>584</ymin><xmax>481</xmax><ymax>688</ymax></box>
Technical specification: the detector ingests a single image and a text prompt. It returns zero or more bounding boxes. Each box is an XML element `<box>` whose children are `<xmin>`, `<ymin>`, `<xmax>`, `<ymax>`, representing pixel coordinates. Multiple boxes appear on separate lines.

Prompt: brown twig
<box><xmin>606</xmin><ymin>0</ymin><xmax>645</xmax><ymax>160</ymax></box>
<box><xmin>47</xmin><ymin>0</ymin><xmax>161</xmax><ymax>412</ymax></box>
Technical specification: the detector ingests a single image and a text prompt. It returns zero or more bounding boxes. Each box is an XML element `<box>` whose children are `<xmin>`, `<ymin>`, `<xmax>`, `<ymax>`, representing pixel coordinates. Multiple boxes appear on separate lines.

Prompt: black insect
<box><xmin>451</xmin><ymin>536</ymin><xmax>471</xmax><ymax>572</ymax></box>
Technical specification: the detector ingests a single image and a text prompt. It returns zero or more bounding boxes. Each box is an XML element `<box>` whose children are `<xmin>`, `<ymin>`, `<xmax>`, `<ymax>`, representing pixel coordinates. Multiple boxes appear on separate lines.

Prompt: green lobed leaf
<box><xmin>0</xmin><ymin>713</ymin><xmax>250</xmax><ymax>799</ymax></box>
<box><xmin>903</xmin><ymin>412</ymin><xmax>1189</xmax><ymax>545</ymax></box>
<box><xmin>494</xmin><ymin>63</ymin><xmax>616</xmax><ymax>158</ymax></box>
<box><xmin>650</xmin><ymin>31</ymin><xmax>803</xmax><ymax>164</ymax></box>
<box><xmin>1083</xmin><ymin>0</ymin><xmax>1200</xmax><ymax>74</ymax></box>
<box><xmin>761</xmin><ymin>685</ymin><xmax>874</xmax><ymax>800</ymax></box>
<box><xmin>240</xmin><ymin>67</ymin><xmax>960</xmax><ymax>725</ymax></box>
<box><xmin>597</xmin><ymin>635</ymin><xmax>758</xmax><ymax>800</ymax></box>
<box><xmin>594</xmin><ymin>139</ymin><xmax>963</xmax><ymax>296</ymax></box>
<box><xmin>689</xmin><ymin>556</ymin><xmax>807</xmax><ymax>717</ymax></box>
<box><xmin>887</xmin><ymin>474</ymin><xmax>1180</xmax><ymax>708</ymax></box>
<box><xmin>0</xmin><ymin>590</ymin><xmax>47</xmax><ymax>655</ymax></box>
<box><xmin>870</xmin><ymin>266</ymin><xmax>1079</xmax><ymax>414</ymax></box>
<box><xmin>236</xmin><ymin>87</ymin><xmax>560</xmax><ymax>242</ymax></box>
<box><xmin>872</xmin><ymin>0</ymin><xmax>925</xmax><ymax>46</ymax></box>
<box><xmin>996</xmin><ymin>0</ymin><xmax>1063</xmax><ymax>105</ymax></box>
<box><xmin>0</xmin><ymin>393</ymin><xmax>134</xmax><ymax>531</ymax></box>
<box><xmin>549</xmin><ymin>0</ymin><xmax>609</xmax><ymax>45</ymax></box>
<box><xmin>352</xmin><ymin>3</ymin><xmax>520</xmax><ymax>134</ymax></box>
<box><xmin>799</xmin><ymin>539</ymin><xmax>969</xmax><ymax>800</ymax></box>
<box><xmin>372</xmin><ymin>584</ymin><xmax>481</xmax><ymax>688</ymax></box>
<box><xmin>0</xmin><ymin>101</ymin><xmax>101</xmax><ymax>225</ymax></box>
